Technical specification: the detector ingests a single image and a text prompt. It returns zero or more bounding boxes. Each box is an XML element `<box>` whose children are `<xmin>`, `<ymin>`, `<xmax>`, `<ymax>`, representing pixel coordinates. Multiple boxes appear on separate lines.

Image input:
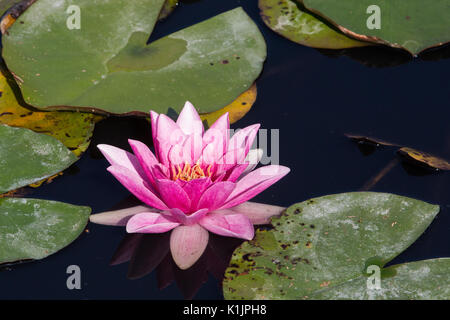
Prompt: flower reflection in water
<box><xmin>110</xmin><ymin>231</ymin><xmax>244</xmax><ymax>299</ymax></box>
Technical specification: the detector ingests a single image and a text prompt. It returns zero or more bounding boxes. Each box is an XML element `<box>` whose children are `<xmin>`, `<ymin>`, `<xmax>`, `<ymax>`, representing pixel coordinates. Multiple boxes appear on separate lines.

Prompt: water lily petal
<box><xmin>241</xmin><ymin>148</ymin><xmax>263</xmax><ymax>176</ymax></box>
<box><xmin>213</xmin><ymin>201</ymin><xmax>285</xmax><ymax>225</ymax></box>
<box><xmin>150</xmin><ymin>111</ymin><xmax>160</xmax><ymax>156</ymax></box>
<box><xmin>170</xmin><ymin>224</ymin><xmax>209</xmax><ymax>270</ymax></box>
<box><xmin>226</xmin><ymin>163</ymin><xmax>250</xmax><ymax>182</ymax></box>
<box><xmin>107</xmin><ymin>165</ymin><xmax>168</xmax><ymax>210</ymax></box>
<box><xmin>90</xmin><ymin>205</ymin><xmax>153</xmax><ymax>226</ymax></box>
<box><xmin>199</xmin><ymin>213</ymin><xmax>254</xmax><ymax>240</ymax></box>
<box><xmin>156</xmin><ymin>179</ymin><xmax>192</xmax><ymax>213</ymax></box>
<box><xmin>197</xmin><ymin>181</ymin><xmax>235</xmax><ymax>211</ymax></box>
<box><xmin>126</xmin><ymin>212</ymin><xmax>180</xmax><ymax>233</ymax></box>
<box><xmin>182</xmin><ymin>133</ymin><xmax>203</xmax><ymax>164</ymax></box>
<box><xmin>202</xmin><ymin>112</ymin><xmax>229</xmax><ymax>161</ymax></box>
<box><xmin>98</xmin><ymin>144</ymin><xmax>147</xmax><ymax>180</ymax></box>
<box><xmin>176</xmin><ymin>101</ymin><xmax>204</xmax><ymax>136</ymax></box>
<box><xmin>168</xmin><ymin>208</ymin><xmax>209</xmax><ymax>225</ymax></box>
<box><xmin>151</xmin><ymin>163</ymin><xmax>170</xmax><ymax>180</ymax></box>
<box><xmin>228</xmin><ymin>124</ymin><xmax>260</xmax><ymax>153</ymax></box>
<box><xmin>220</xmin><ymin>165</ymin><xmax>290</xmax><ymax>209</ymax></box>
<box><xmin>168</xmin><ymin>143</ymin><xmax>188</xmax><ymax>166</ymax></box>
<box><xmin>128</xmin><ymin>139</ymin><xmax>159</xmax><ymax>183</ymax></box>
<box><xmin>182</xmin><ymin>178</ymin><xmax>212</xmax><ymax>208</ymax></box>
<box><xmin>155</xmin><ymin>114</ymin><xmax>185</xmax><ymax>166</ymax></box>
<box><xmin>215</xmin><ymin>147</ymin><xmax>247</xmax><ymax>175</ymax></box>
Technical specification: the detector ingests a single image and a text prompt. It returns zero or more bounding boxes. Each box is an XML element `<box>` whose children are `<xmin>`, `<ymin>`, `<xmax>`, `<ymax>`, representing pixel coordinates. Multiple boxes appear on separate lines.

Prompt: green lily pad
<box><xmin>223</xmin><ymin>192</ymin><xmax>445</xmax><ymax>300</ymax></box>
<box><xmin>2</xmin><ymin>1</ymin><xmax>266</xmax><ymax>115</ymax></box>
<box><xmin>299</xmin><ymin>0</ymin><xmax>450</xmax><ymax>55</ymax></box>
<box><xmin>0</xmin><ymin>124</ymin><xmax>77</xmax><ymax>194</ymax></box>
<box><xmin>312</xmin><ymin>258</ymin><xmax>450</xmax><ymax>299</ymax></box>
<box><xmin>0</xmin><ymin>197</ymin><xmax>90</xmax><ymax>264</ymax></box>
<box><xmin>259</xmin><ymin>0</ymin><xmax>368</xmax><ymax>49</ymax></box>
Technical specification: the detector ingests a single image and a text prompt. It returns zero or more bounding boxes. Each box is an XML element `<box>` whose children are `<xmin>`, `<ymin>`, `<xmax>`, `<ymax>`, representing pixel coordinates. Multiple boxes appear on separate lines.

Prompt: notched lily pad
<box><xmin>300</xmin><ymin>0</ymin><xmax>450</xmax><ymax>55</ymax></box>
<box><xmin>223</xmin><ymin>192</ymin><xmax>443</xmax><ymax>300</ymax></box>
<box><xmin>106</xmin><ymin>32</ymin><xmax>187</xmax><ymax>73</ymax></box>
<box><xmin>0</xmin><ymin>197</ymin><xmax>90</xmax><ymax>264</ymax></box>
<box><xmin>2</xmin><ymin>1</ymin><xmax>266</xmax><ymax>116</ymax></box>
<box><xmin>260</xmin><ymin>0</ymin><xmax>368</xmax><ymax>49</ymax></box>
<box><xmin>0</xmin><ymin>124</ymin><xmax>77</xmax><ymax>194</ymax></box>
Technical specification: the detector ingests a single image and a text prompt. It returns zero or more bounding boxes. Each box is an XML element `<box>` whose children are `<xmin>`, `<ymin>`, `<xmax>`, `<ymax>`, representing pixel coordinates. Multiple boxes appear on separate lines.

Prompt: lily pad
<box><xmin>0</xmin><ymin>0</ymin><xmax>35</xmax><ymax>34</ymax></box>
<box><xmin>0</xmin><ymin>71</ymin><xmax>101</xmax><ymax>157</ymax></box>
<box><xmin>0</xmin><ymin>124</ymin><xmax>77</xmax><ymax>194</ymax></box>
<box><xmin>260</xmin><ymin>0</ymin><xmax>368</xmax><ymax>49</ymax></box>
<box><xmin>2</xmin><ymin>1</ymin><xmax>266</xmax><ymax>115</ymax></box>
<box><xmin>223</xmin><ymin>192</ymin><xmax>445</xmax><ymax>300</ymax></box>
<box><xmin>299</xmin><ymin>0</ymin><xmax>450</xmax><ymax>55</ymax></box>
<box><xmin>0</xmin><ymin>197</ymin><xmax>90</xmax><ymax>264</ymax></box>
<box><xmin>313</xmin><ymin>258</ymin><xmax>450</xmax><ymax>299</ymax></box>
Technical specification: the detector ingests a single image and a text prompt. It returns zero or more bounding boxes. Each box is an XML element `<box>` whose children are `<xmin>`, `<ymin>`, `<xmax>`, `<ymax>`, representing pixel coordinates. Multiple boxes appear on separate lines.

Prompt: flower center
<box><xmin>171</xmin><ymin>161</ymin><xmax>212</xmax><ymax>181</ymax></box>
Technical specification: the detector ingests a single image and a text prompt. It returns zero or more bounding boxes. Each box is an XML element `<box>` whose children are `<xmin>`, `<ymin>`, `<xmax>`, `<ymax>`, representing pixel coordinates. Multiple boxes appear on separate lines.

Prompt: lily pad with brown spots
<box><xmin>223</xmin><ymin>192</ymin><xmax>447</xmax><ymax>300</ymax></box>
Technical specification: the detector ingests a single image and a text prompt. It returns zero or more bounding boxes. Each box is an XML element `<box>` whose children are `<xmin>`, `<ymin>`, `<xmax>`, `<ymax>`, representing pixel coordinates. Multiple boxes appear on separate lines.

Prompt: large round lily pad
<box><xmin>223</xmin><ymin>192</ymin><xmax>446</xmax><ymax>299</ymax></box>
<box><xmin>299</xmin><ymin>0</ymin><xmax>450</xmax><ymax>55</ymax></box>
<box><xmin>2</xmin><ymin>1</ymin><xmax>266</xmax><ymax>115</ymax></box>
<box><xmin>0</xmin><ymin>197</ymin><xmax>90</xmax><ymax>264</ymax></box>
<box><xmin>260</xmin><ymin>0</ymin><xmax>368</xmax><ymax>49</ymax></box>
<box><xmin>0</xmin><ymin>124</ymin><xmax>77</xmax><ymax>194</ymax></box>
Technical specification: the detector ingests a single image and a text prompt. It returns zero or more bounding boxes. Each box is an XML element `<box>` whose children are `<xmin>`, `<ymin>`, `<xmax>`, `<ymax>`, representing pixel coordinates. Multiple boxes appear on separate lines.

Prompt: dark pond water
<box><xmin>1</xmin><ymin>0</ymin><xmax>449</xmax><ymax>299</ymax></box>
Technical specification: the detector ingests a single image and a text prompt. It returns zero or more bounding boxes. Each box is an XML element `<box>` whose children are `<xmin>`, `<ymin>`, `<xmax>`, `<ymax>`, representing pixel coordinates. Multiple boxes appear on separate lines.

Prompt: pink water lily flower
<box><xmin>95</xmin><ymin>102</ymin><xmax>289</xmax><ymax>269</ymax></box>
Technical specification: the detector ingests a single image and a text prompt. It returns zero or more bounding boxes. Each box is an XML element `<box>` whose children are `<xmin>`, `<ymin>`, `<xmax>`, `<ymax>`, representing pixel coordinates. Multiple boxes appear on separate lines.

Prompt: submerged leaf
<box><xmin>223</xmin><ymin>192</ymin><xmax>443</xmax><ymax>300</ymax></box>
<box><xmin>345</xmin><ymin>134</ymin><xmax>450</xmax><ymax>171</ymax></box>
<box><xmin>0</xmin><ymin>124</ymin><xmax>77</xmax><ymax>194</ymax></box>
<box><xmin>2</xmin><ymin>1</ymin><xmax>266</xmax><ymax>115</ymax></box>
<box><xmin>300</xmin><ymin>0</ymin><xmax>450</xmax><ymax>55</ymax></box>
<box><xmin>260</xmin><ymin>0</ymin><xmax>368</xmax><ymax>49</ymax></box>
<box><xmin>200</xmin><ymin>84</ymin><xmax>257</xmax><ymax>127</ymax></box>
<box><xmin>0</xmin><ymin>72</ymin><xmax>101</xmax><ymax>157</ymax></box>
<box><xmin>0</xmin><ymin>197</ymin><xmax>90</xmax><ymax>264</ymax></box>
<box><xmin>345</xmin><ymin>133</ymin><xmax>400</xmax><ymax>147</ymax></box>
<box><xmin>398</xmin><ymin>147</ymin><xmax>450</xmax><ymax>171</ymax></box>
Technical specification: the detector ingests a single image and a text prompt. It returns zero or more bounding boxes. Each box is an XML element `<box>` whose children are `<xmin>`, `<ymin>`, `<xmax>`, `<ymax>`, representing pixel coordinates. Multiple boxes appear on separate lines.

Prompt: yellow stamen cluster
<box><xmin>171</xmin><ymin>161</ymin><xmax>212</xmax><ymax>181</ymax></box>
